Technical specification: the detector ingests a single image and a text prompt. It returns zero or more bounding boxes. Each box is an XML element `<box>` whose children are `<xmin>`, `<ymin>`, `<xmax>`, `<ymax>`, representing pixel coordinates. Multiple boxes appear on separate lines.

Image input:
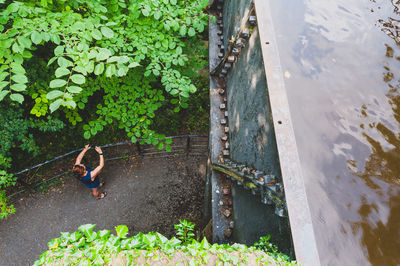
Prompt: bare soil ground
<box><xmin>0</xmin><ymin>154</ymin><xmax>207</xmax><ymax>266</ymax></box>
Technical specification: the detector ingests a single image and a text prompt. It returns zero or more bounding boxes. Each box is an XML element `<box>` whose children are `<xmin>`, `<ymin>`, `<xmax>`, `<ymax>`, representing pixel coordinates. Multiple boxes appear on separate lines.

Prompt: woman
<box><xmin>73</xmin><ymin>144</ymin><xmax>107</xmax><ymax>199</ymax></box>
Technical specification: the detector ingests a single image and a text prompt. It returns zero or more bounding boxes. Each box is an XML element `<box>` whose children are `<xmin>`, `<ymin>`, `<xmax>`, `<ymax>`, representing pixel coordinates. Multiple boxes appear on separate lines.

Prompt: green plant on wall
<box><xmin>174</xmin><ymin>219</ymin><xmax>195</xmax><ymax>244</ymax></box>
<box><xmin>34</xmin><ymin>223</ymin><xmax>297</xmax><ymax>265</ymax></box>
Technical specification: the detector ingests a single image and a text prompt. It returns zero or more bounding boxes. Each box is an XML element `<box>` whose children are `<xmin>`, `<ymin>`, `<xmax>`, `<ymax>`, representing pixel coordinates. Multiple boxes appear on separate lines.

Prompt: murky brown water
<box><xmin>268</xmin><ymin>0</ymin><xmax>400</xmax><ymax>264</ymax></box>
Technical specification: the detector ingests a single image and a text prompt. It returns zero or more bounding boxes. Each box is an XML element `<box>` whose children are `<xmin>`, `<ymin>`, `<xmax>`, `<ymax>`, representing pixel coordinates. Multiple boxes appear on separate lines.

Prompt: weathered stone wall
<box><xmin>221</xmin><ymin>0</ymin><xmax>293</xmax><ymax>254</ymax></box>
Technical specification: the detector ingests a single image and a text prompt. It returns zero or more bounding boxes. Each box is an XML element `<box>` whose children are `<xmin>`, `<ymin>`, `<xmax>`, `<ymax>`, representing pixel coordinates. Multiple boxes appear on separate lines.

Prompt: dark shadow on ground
<box><xmin>0</xmin><ymin>154</ymin><xmax>207</xmax><ymax>266</ymax></box>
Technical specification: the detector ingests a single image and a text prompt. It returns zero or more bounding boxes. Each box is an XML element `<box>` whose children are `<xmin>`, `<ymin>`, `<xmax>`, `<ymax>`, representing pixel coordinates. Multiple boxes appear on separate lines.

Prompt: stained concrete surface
<box><xmin>0</xmin><ymin>155</ymin><xmax>206</xmax><ymax>266</ymax></box>
<box><xmin>220</xmin><ymin>0</ymin><xmax>293</xmax><ymax>254</ymax></box>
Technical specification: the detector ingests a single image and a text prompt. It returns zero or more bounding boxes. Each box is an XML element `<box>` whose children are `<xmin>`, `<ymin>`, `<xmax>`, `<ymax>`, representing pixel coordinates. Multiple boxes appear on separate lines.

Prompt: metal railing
<box><xmin>7</xmin><ymin>135</ymin><xmax>208</xmax><ymax>202</ymax></box>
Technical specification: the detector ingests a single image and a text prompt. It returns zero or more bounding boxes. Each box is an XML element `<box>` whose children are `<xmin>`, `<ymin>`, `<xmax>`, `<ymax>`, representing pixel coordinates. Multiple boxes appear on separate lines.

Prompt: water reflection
<box><xmin>268</xmin><ymin>0</ymin><xmax>400</xmax><ymax>263</ymax></box>
<box><xmin>349</xmin><ymin>37</ymin><xmax>400</xmax><ymax>264</ymax></box>
<box><xmin>375</xmin><ymin>0</ymin><xmax>400</xmax><ymax>44</ymax></box>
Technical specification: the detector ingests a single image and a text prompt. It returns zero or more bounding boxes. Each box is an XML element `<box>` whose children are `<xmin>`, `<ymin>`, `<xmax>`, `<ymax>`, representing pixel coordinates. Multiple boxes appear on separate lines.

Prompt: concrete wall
<box><xmin>222</xmin><ymin>0</ymin><xmax>293</xmax><ymax>255</ymax></box>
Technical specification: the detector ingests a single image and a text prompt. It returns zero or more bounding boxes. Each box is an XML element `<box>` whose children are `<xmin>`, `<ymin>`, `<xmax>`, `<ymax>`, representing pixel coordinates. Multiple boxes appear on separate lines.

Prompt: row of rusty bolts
<box><xmin>212</xmin><ymin>2</ymin><xmax>260</xmax><ymax>239</ymax></box>
<box><xmin>213</xmin><ymin>5</ymin><xmax>286</xmax><ymax>218</ymax></box>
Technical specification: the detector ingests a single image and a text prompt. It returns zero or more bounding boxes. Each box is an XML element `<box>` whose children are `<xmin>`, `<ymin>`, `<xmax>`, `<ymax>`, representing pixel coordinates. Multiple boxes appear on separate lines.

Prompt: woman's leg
<box><xmin>91</xmin><ymin>188</ymin><xmax>99</xmax><ymax>198</ymax></box>
<box><xmin>91</xmin><ymin>187</ymin><xmax>106</xmax><ymax>199</ymax></box>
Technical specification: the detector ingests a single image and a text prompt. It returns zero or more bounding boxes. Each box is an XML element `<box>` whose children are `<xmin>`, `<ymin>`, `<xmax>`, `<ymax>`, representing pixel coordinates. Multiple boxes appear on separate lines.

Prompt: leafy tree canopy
<box><xmin>0</xmin><ymin>0</ymin><xmax>209</xmax><ymax>219</ymax></box>
<box><xmin>0</xmin><ymin>0</ymin><xmax>208</xmax><ymax>143</ymax></box>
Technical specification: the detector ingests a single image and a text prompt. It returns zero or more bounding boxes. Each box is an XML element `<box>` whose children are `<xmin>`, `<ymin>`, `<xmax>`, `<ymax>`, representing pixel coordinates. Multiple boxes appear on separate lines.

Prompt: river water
<box><xmin>268</xmin><ymin>0</ymin><xmax>400</xmax><ymax>264</ymax></box>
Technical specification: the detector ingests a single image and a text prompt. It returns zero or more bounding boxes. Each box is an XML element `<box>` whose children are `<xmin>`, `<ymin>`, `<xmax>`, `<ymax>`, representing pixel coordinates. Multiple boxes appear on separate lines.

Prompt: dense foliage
<box><xmin>0</xmin><ymin>0</ymin><xmax>209</xmax><ymax>219</ymax></box>
<box><xmin>34</xmin><ymin>221</ymin><xmax>296</xmax><ymax>265</ymax></box>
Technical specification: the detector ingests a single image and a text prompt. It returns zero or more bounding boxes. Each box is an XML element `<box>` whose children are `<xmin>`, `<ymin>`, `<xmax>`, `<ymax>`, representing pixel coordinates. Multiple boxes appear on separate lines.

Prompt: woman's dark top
<box><xmin>80</xmin><ymin>166</ymin><xmax>100</xmax><ymax>188</ymax></box>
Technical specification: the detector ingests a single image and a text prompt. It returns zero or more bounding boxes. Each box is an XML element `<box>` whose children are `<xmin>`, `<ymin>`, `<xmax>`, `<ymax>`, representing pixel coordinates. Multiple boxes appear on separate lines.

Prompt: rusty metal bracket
<box><xmin>210</xmin><ymin>4</ymin><xmax>256</xmax><ymax>76</ymax></box>
<box><xmin>211</xmin><ymin>160</ymin><xmax>287</xmax><ymax>216</ymax></box>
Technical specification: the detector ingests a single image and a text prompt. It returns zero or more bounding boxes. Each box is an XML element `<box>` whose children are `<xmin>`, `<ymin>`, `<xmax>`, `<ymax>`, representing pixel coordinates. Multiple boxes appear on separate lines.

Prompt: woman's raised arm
<box><xmin>75</xmin><ymin>144</ymin><xmax>90</xmax><ymax>165</ymax></box>
<box><xmin>90</xmin><ymin>146</ymin><xmax>104</xmax><ymax>181</ymax></box>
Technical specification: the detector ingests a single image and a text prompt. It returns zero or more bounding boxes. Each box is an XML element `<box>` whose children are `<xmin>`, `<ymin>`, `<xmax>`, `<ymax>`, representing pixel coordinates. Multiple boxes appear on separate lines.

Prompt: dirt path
<box><xmin>0</xmin><ymin>154</ymin><xmax>207</xmax><ymax>266</ymax></box>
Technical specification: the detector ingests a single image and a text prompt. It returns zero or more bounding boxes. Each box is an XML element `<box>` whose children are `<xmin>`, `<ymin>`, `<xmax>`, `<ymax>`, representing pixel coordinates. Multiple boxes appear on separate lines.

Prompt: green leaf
<box><xmin>49</xmin><ymin>79</ymin><xmax>67</xmax><ymax>88</ymax></box>
<box><xmin>71</xmin><ymin>21</ymin><xmax>85</xmax><ymax>32</ymax></box>
<box><xmin>67</xmin><ymin>86</ymin><xmax>82</xmax><ymax>93</ymax></box>
<box><xmin>198</xmin><ymin>23</ymin><xmax>205</xmax><ymax>33</ymax></box>
<box><xmin>84</xmin><ymin>131</ymin><xmax>91</xmax><ymax>139</ymax></box>
<box><xmin>54</xmin><ymin>45</ymin><xmax>64</xmax><ymax>56</ymax></box>
<box><xmin>188</xmin><ymin>27</ymin><xmax>196</xmax><ymax>37</ymax></box>
<box><xmin>73</xmin><ymin>66</ymin><xmax>86</xmax><ymax>74</ymax></box>
<box><xmin>64</xmin><ymin>100</ymin><xmax>76</xmax><ymax>109</ymax></box>
<box><xmin>11</xmin><ymin>74</ymin><xmax>28</xmax><ymax>84</ymax></box>
<box><xmin>13</xmin><ymin>54</ymin><xmax>23</xmax><ymax>64</ymax></box>
<box><xmin>0</xmin><ymin>72</ymin><xmax>8</xmax><ymax>82</ymax></box>
<box><xmin>88</xmin><ymin>49</ymin><xmax>98</xmax><ymax>59</ymax></box>
<box><xmin>117</xmin><ymin>66</ymin><xmax>127</xmax><ymax>76</ymax></box>
<box><xmin>106</xmin><ymin>56</ymin><xmax>119</xmax><ymax>63</ymax></box>
<box><xmin>10</xmin><ymin>63</ymin><xmax>25</xmax><ymax>74</ymax></box>
<box><xmin>69</xmin><ymin>232</ymin><xmax>83</xmax><ymax>242</ymax></box>
<box><xmin>200</xmin><ymin>237</ymin><xmax>210</xmax><ymax>249</ymax></box>
<box><xmin>142</xmin><ymin>8</ymin><xmax>150</xmax><ymax>16</ymax></box>
<box><xmin>166</xmin><ymin>144</ymin><xmax>172</xmax><ymax>152</ymax></box>
<box><xmin>101</xmin><ymin>27</ymin><xmax>114</xmax><ymax>38</ymax></box>
<box><xmin>50</xmin><ymin>33</ymin><xmax>61</xmax><ymax>44</ymax></box>
<box><xmin>96</xmin><ymin>48</ymin><xmax>112</xmax><ymax>61</ymax></box>
<box><xmin>0</xmin><ymin>39</ymin><xmax>12</xmax><ymax>49</ymax></box>
<box><xmin>47</xmin><ymin>238</ymin><xmax>60</xmax><ymax>250</ymax></box>
<box><xmin>0</xmin><ymin>81</ymin><xmax>8</xmax><ymax>90</ymax></box>
<box><xmin>115</xmin><ymin>225</ymin><xmax>129</xmax><ymax>238</ymax></box>
<box><xmin>98</xmin><ymin>230</ymin><xmax>110</xmax><ymax>240</ymax></box>
<box><xmin>10</xmin><ymin>93</ymin><xmax>24</xmax><ymax>104</ymax></box>
<box><xmin>0</xmin><ymin>91</ymin><xmax>9</xmax><ymax>101</ymax></box>
<box><xmin>31</xmin><ymin>31</ymin><xmax>42</xmax><ymax>45</ymax></box>
<box><xmin>118</xmin><ymin>56</ymin><xmax>130</xmax><ymax>64</ymax></box>
<box><xmin>7</xmin><ymin>3</ymin><xmax>19</xmax><ymax>12</ymax></box>
<box><xmin>47</xmin><ymin>57</ymin><xmax>57</xmax><ymax>66</ymax></box>
<box><xmin>55</xmin><ymin>67</ymin><xmax>69</xmax><ymax>78</ymax></box>
<box><xmin>47</xmin><ymin>90</ymin><xmax>64</xmax><ymax>100</ymax></box>
<box><xmin>70</xmin><ymin>74</ymin><xmax>85</xmax><ymax>85</ymax></box>
<box><xmin>17</xmin><ymin>36</ymin><xmax>32</xmax><ymax>49</ymax></box>
<box><xmin>10</xmin><ymin>84</ymin><xmax>26</xmax><ymax>92</ymax></box>
<box><xmin>158</xmin><ymin>142</ymin><xmax>164</xmax><ymax>150</ymax></box>
<box><xmin>57</xmin><ymin>57</ymin><xmax>73</xmax><ymax>68</ymax></box>
<box><xmin>128</xmin><ymin>62</ymin><xmax>140</xmax><ymax>68</ymax></box>
<box><xmin>12</xmin><ymin>42</ymin><xmax>21</xmax><ymax>53</ymax></box>
<box><xmin>79</xmin><ymin>224</ymin><xmax>97</xmax><ymax>242</ymax></box>
<box><xmin>105</xmin><ymin>64</ymin><xmax>116</xmax><ymax>77</ymax></box>
<box><xmin>162</xmin><ymin>39</ymin><xmax>169</xmax><ymax>48</ymax></box>
<box><xmin>189</xmin><ymin>84</ymin><xmax>196</xmax><ymax>93</ymax></box>
<box><xmin>170</xmin><ymin>0</ymin><xmax>177</xmax><ymax>4</ymax></box>
<box><xmin>78</xmin><ymin>224</ymin><xmax>96</xmax><ymax>236</ymax></box>
<box><xmin>169</xmin><ymin>41</ymin><xmax>176</xmax><ymax>49</ymax></box>
<box><xmin>91</xmin><ymin>29</ymin><xmax>102</xmax><ymax>40</ymax></box>
<box><xmin>94</xmin><ymin>63</ymin><xmax>104</xmax><ymax>75</ymax></box>
<box><xmin>154</xmin><ymin>11</ymin><xmax>162</xmax><ymax>20</ymax></box>
<box><xmin>144</xmin><ymin>234</ymin><xmax>157</xmax><ymax>247</ymax></box>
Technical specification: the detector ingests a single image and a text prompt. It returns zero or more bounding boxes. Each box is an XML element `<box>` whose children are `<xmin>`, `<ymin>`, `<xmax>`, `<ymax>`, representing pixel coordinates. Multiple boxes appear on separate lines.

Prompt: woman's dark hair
<box><xmin>73</xmin><ymin>165</ymin><xmax>85</xmax><ymax>179</ymax></box>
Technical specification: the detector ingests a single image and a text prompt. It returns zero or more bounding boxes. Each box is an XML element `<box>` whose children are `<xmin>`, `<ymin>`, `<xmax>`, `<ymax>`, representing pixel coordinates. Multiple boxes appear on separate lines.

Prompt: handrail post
<box><xmin>16</xmin><ymin>176</ymin><xmax>33</xmax><ymax>191</ymax></box>
<box><xmin>136</xmin><ymin>141</ymin><xmax>143</xmax><ymax>156</ymax></box>
<box><xmin>186</xmin><ymin>136</ymin><xmax>191</xmax><ymax>157</ymax></box>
